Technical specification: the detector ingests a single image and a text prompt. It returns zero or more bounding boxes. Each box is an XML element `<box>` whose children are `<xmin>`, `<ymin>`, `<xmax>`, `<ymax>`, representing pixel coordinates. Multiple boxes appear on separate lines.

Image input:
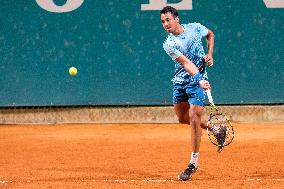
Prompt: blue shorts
<box><xmin>173</xmin><ymin>82</ymin><xmax>206</xmax><ymax>106</ymax></box>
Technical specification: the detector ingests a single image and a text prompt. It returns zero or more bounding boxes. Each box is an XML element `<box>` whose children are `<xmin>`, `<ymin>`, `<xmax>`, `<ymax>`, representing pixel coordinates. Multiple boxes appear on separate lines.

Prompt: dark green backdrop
<box><xmin>0</xmin><ymin>0</ymin><xmax>283</xmax><ymax>106</ymax></box>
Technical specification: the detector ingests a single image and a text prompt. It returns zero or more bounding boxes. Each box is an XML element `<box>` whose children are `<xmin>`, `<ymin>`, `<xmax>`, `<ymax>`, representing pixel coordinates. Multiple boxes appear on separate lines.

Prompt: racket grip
<box><xmin>206</xmin><ymin>90</ymin><xmax>214</xmax><ymax>104</ymax></box>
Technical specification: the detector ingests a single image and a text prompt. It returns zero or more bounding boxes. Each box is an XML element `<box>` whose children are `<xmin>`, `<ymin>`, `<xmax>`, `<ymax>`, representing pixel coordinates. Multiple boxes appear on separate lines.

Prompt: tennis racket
<box><xmin>206</xmin><ymin>90</ymin><xmax>234</xmax><ymax>152</ymax></box>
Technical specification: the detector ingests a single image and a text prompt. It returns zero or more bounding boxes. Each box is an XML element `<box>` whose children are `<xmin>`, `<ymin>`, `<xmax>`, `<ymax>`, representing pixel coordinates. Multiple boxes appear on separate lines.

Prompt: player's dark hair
<box><xmin>160</xmin><ymin>6</ymin><xmax>178</xmax><ymax>17</ymax></box>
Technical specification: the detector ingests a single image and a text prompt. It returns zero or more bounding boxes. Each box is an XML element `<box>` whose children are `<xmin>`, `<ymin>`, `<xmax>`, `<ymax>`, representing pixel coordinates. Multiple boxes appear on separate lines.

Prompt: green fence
<box><xmin>0</xmin><ymin>0</ymin><xmax>283</xmax><ymax>106</ymax></box>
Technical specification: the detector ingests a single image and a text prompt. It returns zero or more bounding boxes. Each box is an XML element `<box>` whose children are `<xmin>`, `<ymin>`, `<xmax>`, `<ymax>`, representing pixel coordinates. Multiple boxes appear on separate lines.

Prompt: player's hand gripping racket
<box><xmin>206</xmin><ymin>90</ymin><xmax>234</xmax><ymax>152</ymax></box>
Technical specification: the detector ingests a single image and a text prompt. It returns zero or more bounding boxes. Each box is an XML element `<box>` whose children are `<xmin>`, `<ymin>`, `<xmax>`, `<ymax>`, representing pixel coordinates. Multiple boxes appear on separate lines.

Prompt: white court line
<box><xmin>247</xmin><ymin>178</ymin><xmax>284</xmax><ymax>181</ymax></box>
<box><xmin>0</xmin><ymin>181</ymin><xmax>13</xmax><ymax>184</ymax></box>
<box><xmin>103</xmin><ymin>179</ymin><xmax>175</xmax><ymax>182</ymax></box>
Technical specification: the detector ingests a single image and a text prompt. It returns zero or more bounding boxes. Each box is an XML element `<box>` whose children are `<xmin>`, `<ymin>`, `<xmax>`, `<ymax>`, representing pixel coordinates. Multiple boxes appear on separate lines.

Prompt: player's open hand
<box><xmin>204</xmin><ymin>54</ymin><xmax>214</xmax><ymax>67</ymax></box>
<box><xmin>199</xmin><ymin>80</ymin><xmax>211</xmax><ymax>90</ymax></box>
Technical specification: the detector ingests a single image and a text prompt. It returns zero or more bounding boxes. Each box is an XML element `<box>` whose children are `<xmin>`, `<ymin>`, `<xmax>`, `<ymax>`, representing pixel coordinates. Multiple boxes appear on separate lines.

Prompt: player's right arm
<box><xmin>163</xmin><ymin>39</ymin><xmax>210</xmax><ymax>90</ymax></box>
<box><xmin>175</xmin><ymin>55</ymin><xmax>198</xmax><ymax>76</ymax></box>
<box><xmin>175</xmin><ymin>55</ymin><xmax>210</xmax><ymax>90</ymax></box>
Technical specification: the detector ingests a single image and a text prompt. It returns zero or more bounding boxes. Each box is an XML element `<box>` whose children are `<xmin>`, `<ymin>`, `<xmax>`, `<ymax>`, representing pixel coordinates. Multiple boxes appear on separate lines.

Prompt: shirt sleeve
<box><xmin>163</xmin><ymin>40</ymin><xmax>182</xmax><ymax>60</ymax></box>
<box><xmin>195</xmin><ymin>23</ymin><xmax>208</xmax><ymax>37</ymax></box>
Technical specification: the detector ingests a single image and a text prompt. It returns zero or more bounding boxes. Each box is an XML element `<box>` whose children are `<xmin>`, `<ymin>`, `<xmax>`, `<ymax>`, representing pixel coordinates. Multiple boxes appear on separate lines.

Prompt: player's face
<box><xmin>161</xmin><ymin>12</ymin><xmax>179</xmax><ymax>33</ymax></box>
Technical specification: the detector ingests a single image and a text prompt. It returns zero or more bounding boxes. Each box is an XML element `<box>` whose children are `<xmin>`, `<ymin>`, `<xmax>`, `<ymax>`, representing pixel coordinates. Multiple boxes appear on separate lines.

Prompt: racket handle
<box><xmin>206</xmin><ymin>90</ymin><xmax>214</xmax><ymax>104</ymax></box>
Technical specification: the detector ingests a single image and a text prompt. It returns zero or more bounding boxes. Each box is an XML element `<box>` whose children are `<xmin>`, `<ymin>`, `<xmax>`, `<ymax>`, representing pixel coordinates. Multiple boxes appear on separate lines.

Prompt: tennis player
<box><xmin>160</xmin><ymin>6</ymin><xmax>227</xmax><ymax>181</ymax></box>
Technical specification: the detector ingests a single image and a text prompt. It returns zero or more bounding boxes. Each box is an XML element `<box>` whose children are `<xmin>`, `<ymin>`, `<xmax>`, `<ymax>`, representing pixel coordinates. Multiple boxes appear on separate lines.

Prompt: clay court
<box><xmin>1</xmin><ymin>122</ymin><xmax>283</xmax><ymax>188</ymax></box>
<box><xmin>1</xmin><ymin>1</ymin><xmax>283</xmax><ymax>189</ymax></box>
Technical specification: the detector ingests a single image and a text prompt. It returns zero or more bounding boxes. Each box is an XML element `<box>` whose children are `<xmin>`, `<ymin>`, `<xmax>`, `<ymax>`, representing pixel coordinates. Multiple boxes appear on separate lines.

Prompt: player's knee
<box><xmin>190</xmin><ymin>118</ymin><xmax>202</xmax><ymax>136</ymax></box>
<box><xmin>189</xmin><ymin>114</ymin><xmax>201</xmax><ymax>127</ymax></box>
<box><xmin>190</xmin><ymin>117</ymin><xmax>198</xmax><ymax>127</ymax></box>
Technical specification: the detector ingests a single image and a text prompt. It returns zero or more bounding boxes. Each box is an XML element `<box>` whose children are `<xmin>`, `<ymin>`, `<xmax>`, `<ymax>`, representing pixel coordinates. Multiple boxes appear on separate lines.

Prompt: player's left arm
<box><xmin>204</xmin><ymin>29</ymin><xmax>214</xmax><ymax>67</ymax></box>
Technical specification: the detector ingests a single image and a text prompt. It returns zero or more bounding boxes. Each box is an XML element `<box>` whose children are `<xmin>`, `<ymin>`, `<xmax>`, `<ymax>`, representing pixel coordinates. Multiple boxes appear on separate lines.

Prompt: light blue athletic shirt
<box><xmin>163</xmin><ymin>23</ymin><xmax>208</xmax><ymax>84</ymax></box>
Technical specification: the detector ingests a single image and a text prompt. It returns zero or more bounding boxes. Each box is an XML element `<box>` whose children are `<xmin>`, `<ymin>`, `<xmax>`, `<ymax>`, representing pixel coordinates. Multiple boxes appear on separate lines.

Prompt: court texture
<box><xmin>0</xmin><ymin>106</ymin><xmax>283</xmax><ymax>189</ymax></box>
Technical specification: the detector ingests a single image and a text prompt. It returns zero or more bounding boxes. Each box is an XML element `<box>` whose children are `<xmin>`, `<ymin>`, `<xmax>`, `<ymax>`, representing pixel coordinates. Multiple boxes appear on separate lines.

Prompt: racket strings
<box><xmin>207</xmin><ymin>113</ymin><xmax>234</xmax><ymax>147</ymax></box>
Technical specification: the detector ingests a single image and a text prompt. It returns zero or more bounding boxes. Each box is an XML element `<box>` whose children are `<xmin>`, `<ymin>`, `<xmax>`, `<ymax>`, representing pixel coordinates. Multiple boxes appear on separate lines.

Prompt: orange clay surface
<box><xmin>0</xmin><ymin>123</ymin><xmax>283</xmax><ymax>189</ymax></box>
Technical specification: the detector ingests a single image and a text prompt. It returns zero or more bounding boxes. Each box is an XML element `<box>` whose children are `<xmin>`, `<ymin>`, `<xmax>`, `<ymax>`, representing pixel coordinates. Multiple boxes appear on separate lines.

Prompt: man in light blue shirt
<box><xmin>161</xmin><ymin>6</ymin><xmax>225</xmax><ymax>181</ymax></box>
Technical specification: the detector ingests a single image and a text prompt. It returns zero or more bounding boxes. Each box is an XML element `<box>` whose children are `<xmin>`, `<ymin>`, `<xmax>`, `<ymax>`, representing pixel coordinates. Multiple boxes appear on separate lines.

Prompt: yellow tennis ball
<box><xmin>69</xmin><ymin>67</ymin><xmax>77</xmax><ymax>76</ymax></box>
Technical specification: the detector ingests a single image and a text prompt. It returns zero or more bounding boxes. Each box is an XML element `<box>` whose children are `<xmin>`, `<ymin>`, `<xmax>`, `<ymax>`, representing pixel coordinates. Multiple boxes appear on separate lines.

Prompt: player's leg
<box><xmin>188</xmin><ymin>104</ymin><xmax>203</xmax><ymax>154</ymax></box>
<box><xmin>186</xmin><ymin>85</ymin><xmax>208</xmax><ymax>163</ymax></box>
<box><xmin>178</xmin><ymin>104</ymin><xmax>202</xmax><ymax>181</ymax></box>
<box><xmin>178</xmin><ymin>85</ymin><xmax>206</xmax><ymax>181</ymax></box>
<box><xmin>175</xmin><ymin>83</ymin><xmax>214</xmax><ymax>181</ymax></box>
<box><xmin>174</xmin><ymin>101</ymin><xmax>209</xmax><ymax>130</ymax></box>
<box><xmin>174</xmin><ymin>102</ymin><xmax>190</xmax><ymax>124</ymax></box>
